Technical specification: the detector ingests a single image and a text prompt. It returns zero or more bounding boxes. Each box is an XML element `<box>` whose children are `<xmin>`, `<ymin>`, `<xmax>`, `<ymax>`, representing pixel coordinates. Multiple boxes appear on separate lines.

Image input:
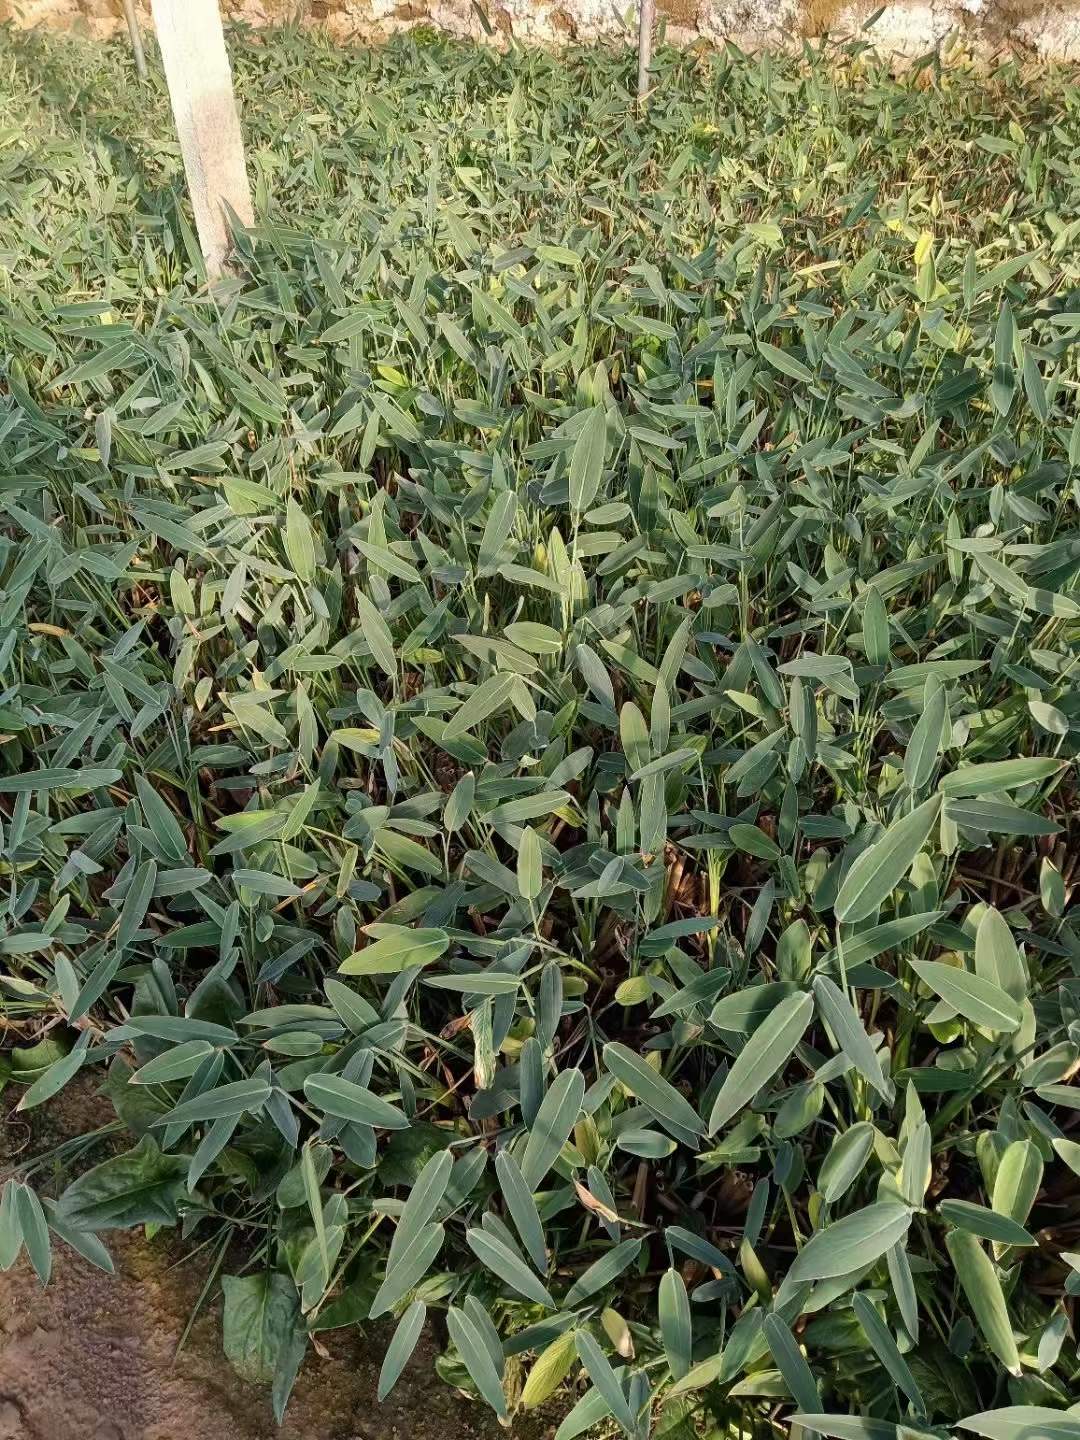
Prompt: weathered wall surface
<box><xmin>2</xmin><ymin>0</ymin><xmax>1079</xmax><ymax>63</ymax></box>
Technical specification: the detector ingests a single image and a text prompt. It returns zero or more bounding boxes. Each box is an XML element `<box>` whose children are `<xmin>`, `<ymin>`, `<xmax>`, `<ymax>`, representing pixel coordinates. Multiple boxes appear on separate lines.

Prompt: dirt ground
<box><xmin>0</xmin><ymin>1084</ymin><xmax>556</xmax><ymax>1440</ymax></box>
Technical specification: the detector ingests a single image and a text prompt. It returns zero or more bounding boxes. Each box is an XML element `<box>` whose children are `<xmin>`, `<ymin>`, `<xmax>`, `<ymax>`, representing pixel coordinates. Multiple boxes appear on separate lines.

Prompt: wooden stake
<box><xmin>122</xmin><ymin>0</ymin><xmax>147</xmax><ymax>81</ymax></box>
<box><xmin>637</xmin><ymin>0</ymin><xmax>655</xmax><ymax>101</ymax></box>
<box><xmin>149</xmin><ymin>0</ymin><xmax>254</xmax><ymax>278</ymax></box>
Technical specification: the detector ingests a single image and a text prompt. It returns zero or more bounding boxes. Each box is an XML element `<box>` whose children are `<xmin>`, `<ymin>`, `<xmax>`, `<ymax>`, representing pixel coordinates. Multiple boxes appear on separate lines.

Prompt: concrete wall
<box><xmin>2</xmin><ymin>0</ymin><xmax>1079</xmax><ymax>63</ymax></box>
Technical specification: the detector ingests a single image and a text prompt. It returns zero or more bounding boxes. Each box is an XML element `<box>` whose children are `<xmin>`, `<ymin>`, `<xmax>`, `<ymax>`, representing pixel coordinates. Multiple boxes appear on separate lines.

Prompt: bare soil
<box><xmin>0</xmin><ymin>1082</ymin><xmax>556</xmax><ymax>1440</ymax></box>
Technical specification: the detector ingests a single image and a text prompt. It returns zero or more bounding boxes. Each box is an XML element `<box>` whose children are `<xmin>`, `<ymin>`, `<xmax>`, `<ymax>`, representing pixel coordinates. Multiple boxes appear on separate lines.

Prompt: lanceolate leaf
<box><xmin>974</xmin><ymin>907</ymin><xmax>1027</xmax><ymax>1003</ymax></box>
<box><xmin>304</xmin><ymin>1073</ymin><xmax>410</xmax><ymax>1129</ymax></box>
<box><xmin>945</xmin><ymin>1230</ymin><xmax>1022</xmax><ymax>1376</ymax></box>
<box><xmin>786</xmin><ymin>1203</ymin><xmax>914</xmax><ymax>1285</ymax></box>
<box><xmin>939</xmin><ymin>1200</ymin><xmax>1035</xmax><ymax>1247</ymax></box>
<box><xmin>521</xmin><ymin>1068</ymin><xmax>585</xmax><ymax>1191</ymax></box>
<box><xmin>369</xmin><ymin>1223</ymin><xmax>444</xmax><ymax>1319</ymax></box>
<box><xmin>377</xmin><ymin>1300</ymin><xmax>426</xmax><ymax>1401</ymax></box>
<box><xmin>575</xmin><ymin>1330</ymin><xmax>637</xmax><ymax>1433</ymax></box>
<box><xmin>156</xmin><ymin>1076</ymin><xmax>272</xmax><ymax>1127</ymax></box>
<box><xmin>990</xmin><ymin>1140</ymin><xmax>1042</xmax><ymax>1236</ymax></box>
<box><xmin>658</xmin><ymin>1268</ymin><xmax>692</xmax><ymax>1380</ymax></box>
<box><xmin>812</xmin><ymin>975</ymin><xmax>893</xmax><ymax>1101</ymax></box>
<box><xmin>495</xmin><ymin>1150</ymin><xmax>548</xmax><ymax>1272</ymax></box>
<box><xmin>834</xmin><ymin>796</ymin><xmax>942</xmax><ymax>924</ymax></box>
<box><xmin>851</xmin><ymin>1292</ymin><xmax>924</xmax><ymax>1411</ymax></box>
<box><xmin>564</xmin><ymin>1238</ymin><xmax>642</xmax><ymax>1306</ymax></box>
<box><xmin>391</xmin><ymin>1150</ymin><xmax>453</xmax><ymax>1261</ymax></box>
<box><xmin>708</xmin><ymin>990</ymin><xmax>814</xmax><ymax>1134</ymax></box>
<box><xmin>447</xmin><ymin>1305</ymin><xmax>507</xmax><ymax>1417</ymax></box>
<box><xmin>568</xmin><ymin>406</ymin><xmax>607</xmax><ymax>513</ymax></box>
<box><xmin>465</xmin><ymin>1227</ymin><xmax>555</xmax><ymax>1308</ymax></box>
<box><xmin>939</xmin><ymin>758</ymin><xmax>1064</xmax><ymax>797</ymax></box>
<box><xmin>818</xmin><ymin>1123</ymin><xmax>875</xmax><ymax>1203</ymax></box>
<box><xmin>522</xmin><ymin>1328</ymin><xmax>578</xmax><ymax>1408</ymax></box>
<box><xmin>958</xmin><ymin>1409</ymin><xmax>1080</xmax><ymax>1440</ymax></box>
<box><xmin>602</xmin><ymin>1043</ymin><xmax>705</xmax><ymax>1137</ymax></box>
<box><xmin>908</xmin><ymin>960</ymin><xmax>1022</xmax><ymax>1033</ymax></box>
<box><xmin>792</xmin><ymin>1418</ymin><xmax>904</xmax><ymax>1440</ymax></box>
<box><xmin>763</xmin><ymin>1313</ymin><xmax>821</xmax><ymax>1413</ymax></box>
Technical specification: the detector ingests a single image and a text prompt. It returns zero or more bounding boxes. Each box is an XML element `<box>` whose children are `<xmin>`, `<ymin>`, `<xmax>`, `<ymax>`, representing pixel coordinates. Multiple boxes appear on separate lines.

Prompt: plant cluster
<box><xmin>1</xmin><ymin>22</ymin><xmax>1080</xmax><ymax>1440</ymax></box>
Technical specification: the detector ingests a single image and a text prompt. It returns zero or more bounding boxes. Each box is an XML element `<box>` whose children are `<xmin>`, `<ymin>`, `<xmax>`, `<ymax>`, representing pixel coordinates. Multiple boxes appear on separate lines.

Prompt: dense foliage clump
<box><xmin>2</xmin><ymin>21</ymin><xmax>1080</xmax><ymax>1439</ymax></box>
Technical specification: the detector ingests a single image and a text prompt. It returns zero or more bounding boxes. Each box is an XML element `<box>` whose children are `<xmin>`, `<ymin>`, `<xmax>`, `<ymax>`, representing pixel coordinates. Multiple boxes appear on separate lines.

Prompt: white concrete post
<box><xmin>637</xmin><ymin>0</ymin><xmax>656</xmax><ymax>100</ymax></box>
<box><xmin>149</xmin><ymin>0</ymin><xmax>254</xmax><ymax>278</ymax></box>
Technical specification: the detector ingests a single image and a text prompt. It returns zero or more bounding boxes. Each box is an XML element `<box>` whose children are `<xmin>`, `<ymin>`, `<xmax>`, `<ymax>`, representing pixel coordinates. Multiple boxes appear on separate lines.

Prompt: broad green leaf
<box><xmin>58</xmin><ymin>1137</ymin><xmax>188</xmax><ymax>1230</ymax></box>
<box><xmin>222</xmin><ymin>1271</ymin><xmax>301</xmax><ymax>1386</ymax></box>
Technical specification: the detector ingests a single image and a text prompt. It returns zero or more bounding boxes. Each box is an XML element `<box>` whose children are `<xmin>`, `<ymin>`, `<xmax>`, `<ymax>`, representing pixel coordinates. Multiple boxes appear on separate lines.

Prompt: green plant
<box><xmin>1</xmin><ymin>21</ymin><xmax>1080</xmax><ymax>1440</ymax></box>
